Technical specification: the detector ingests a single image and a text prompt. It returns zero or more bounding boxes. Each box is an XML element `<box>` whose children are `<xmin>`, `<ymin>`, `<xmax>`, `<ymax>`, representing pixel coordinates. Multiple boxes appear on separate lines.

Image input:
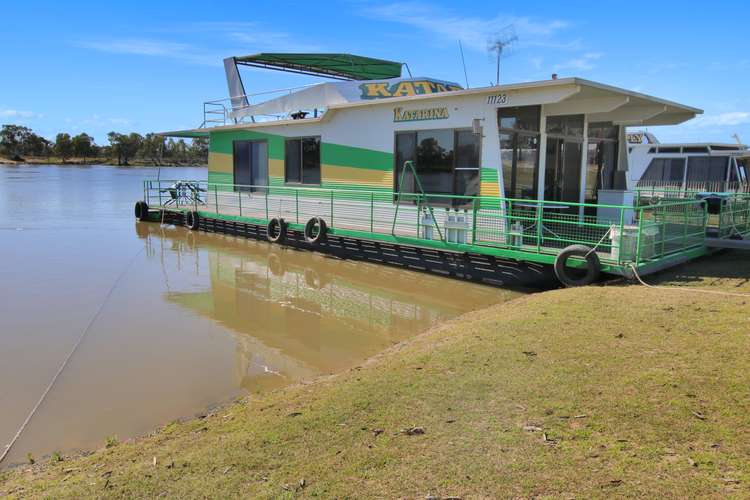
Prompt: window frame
<box><xmin>284</xmin><ymin>136</ymin><xmax>321</xmax><ymax>186</ymax></box>
<box><xmin>498</xmin><ymin>106</ymin><xmax>542</xmax><ymax>200</ymax></box>
<box><xmin>392</xmin><ymin>127</ymin><xmax>481</xmax><ymax>206</ymax></box>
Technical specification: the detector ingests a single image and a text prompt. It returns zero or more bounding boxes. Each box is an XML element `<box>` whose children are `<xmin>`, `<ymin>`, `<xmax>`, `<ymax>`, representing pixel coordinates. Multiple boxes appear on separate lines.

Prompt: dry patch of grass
<box><xmin>2</xmin><ymin>252</ymin><xmax>749</xmax><ymax>498</ymax></box>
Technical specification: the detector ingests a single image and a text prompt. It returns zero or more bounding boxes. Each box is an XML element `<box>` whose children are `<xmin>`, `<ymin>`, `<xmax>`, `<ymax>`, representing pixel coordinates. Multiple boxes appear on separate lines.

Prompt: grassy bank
<box><xmin>0</xmin><ymin>156</ymin><xmax>206</xmax><ymax>167</ymax></box>
<box><xmin>2</xmin><ymin>253</ymin><xmax>749</xmax><ymax>498</ymax></box>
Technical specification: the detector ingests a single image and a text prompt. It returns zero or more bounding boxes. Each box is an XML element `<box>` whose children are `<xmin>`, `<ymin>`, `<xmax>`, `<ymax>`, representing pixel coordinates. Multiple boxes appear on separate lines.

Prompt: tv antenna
<box><xmin>732</xmin><ymin>133</ymin><xmax>743</xmax><ymax>146</ymax></box>
<box><xmin>487</xmin><ymin>26</ymin><xmax>518</xmax><ymax>86</ymax></box>
<box><xmin>458</xmin><ymin>40</ymin><xmax>469</xmax><ymax>88</ymax></box>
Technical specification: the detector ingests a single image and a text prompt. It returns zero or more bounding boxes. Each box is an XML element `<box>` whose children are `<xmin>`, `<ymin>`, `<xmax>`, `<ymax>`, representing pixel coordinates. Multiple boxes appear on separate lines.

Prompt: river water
<box><xmin>0</xmin><ymin>165</ymin><xmax>524</xmax><ymax>466</ymax></box>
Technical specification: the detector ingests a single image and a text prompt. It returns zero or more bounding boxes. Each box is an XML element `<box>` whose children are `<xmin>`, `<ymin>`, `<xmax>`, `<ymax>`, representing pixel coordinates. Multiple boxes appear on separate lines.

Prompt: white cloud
<box><xmin>0</xmin><ymin>109</ymin><xmax>42</xmax><ymax>119</ymax></box>
<box><xmin>553</xmin><ymin>52</ymin><xmax>603</xmax><ymax>72</ymax></box>
<box><xmin>361</xmin><ymin>1</ymin><xmax>570</xmax><ymax>52</ymax></box>
<box><xmin>74</xmin><ymin>38</ymin><xmax>218</xmax><ymax>66</ymax></box>
<box><xmin>688</xmin><ymin>111</ymin><xmax>750</xmax><ymax>128</ymax></box>
<box><xmin>76</xmin><ymin>38</ymin><xmax>189</xmax><ymax>57</ymax></box>
<box><xmin>75</xmin><ymin>22</ymin><xmax>323</xmax><ymax>66</ymax></box>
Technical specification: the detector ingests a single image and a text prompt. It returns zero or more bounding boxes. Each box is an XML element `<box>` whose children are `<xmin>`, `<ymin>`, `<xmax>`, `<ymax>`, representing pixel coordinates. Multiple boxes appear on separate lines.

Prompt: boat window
<box><xmin>648</xmin><ymin>147</ymin><xmax>657</xmax><ymax>153</ymax></box>
<box><xmin>498</xmin><ymin>107</ymin><xmax>541</xmax><ymax>199</ymax></box>
<box><xmin>683</xmin><ymin>146</ymin><xmax>709</xmax><ymax>153</ymax></box>
<box><xmin>641</xmin><ymin>158</ymin><xmax>685</xmax><ymax>183</ymax></box>
<box><xmin>394</xmin><ymin>128</ymin><xmax>480</xmax><ymax>205</ymax></box>
<box><xmin>729</xmin><ymin>158</ymin><xmax>739</xmax><ymax>183</ymax></box>
<box><xmin>498</xmin><ymin>106</ymin><xmax>540</xmax><ymax>132</ymax></box>
<box><xmin>588</xmin><ymin>122</ymin><xmax>619</xmax><ymax>140</ymax></box>
<box><xmin>585</xmin><ymin>122</ymin><xmax>619</xmax><ymax>203</ymax></box>
<box><xmin>686</xmin><ymin>156</ymin><xmax>727</xmax><ymax>182</ymax></box>
<box><xmin>500</xmin><ymin>132</ymin><xmax>539</xmax><ymax>199</ymax></box>
<box><xmin>285</xmin><ymin>137</ymin><xmax>320</xmax><ymax>185</ymax></box>
<box><xmin>546</xmin><ymin>115</ymin><xmax>584</xmax><ymax>139</ymax></box>
<box><xmin>658</xmin><ymin>147</ymin><xmax>680</xmax><ymax>153</ymax></box>
<box><xmin>737</xmin><ymin>159</ymin><xmax>748</xmax><ymax>182</ymax></box>
<box><xmin>710</xmin><ymin>145</ymin><xmax>741</xmax><ymax>151</ymax></box>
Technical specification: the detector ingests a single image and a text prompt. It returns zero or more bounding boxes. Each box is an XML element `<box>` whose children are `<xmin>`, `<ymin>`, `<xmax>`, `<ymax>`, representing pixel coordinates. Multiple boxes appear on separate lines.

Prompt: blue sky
<box><xmin>2</xmin><ymin>0</ymin><xmax>749</xmax><ymax>145</ymax></box>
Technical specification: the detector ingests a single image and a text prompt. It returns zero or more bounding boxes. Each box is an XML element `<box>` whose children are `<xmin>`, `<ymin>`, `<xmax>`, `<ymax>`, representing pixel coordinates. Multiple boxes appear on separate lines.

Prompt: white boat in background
<box><xmin>627</xmin><ymin>131</ymin><xmax>750</xmax><ymax>192</ymax></box>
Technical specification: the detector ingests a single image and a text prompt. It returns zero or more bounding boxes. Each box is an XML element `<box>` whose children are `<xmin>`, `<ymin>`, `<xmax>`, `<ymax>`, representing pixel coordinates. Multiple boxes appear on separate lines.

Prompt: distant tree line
<box><xmin>0</xmin><ymin>124</ymin><xmax>207</xmax><ymax>165</ymax></box>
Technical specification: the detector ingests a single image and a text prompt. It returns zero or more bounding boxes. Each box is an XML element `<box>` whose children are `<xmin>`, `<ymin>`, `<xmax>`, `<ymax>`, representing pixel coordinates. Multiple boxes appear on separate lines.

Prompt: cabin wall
<box><xmin>207</xmin><ymin>93</ymin><xmax>503</xmax><ymax>197</ymax></box>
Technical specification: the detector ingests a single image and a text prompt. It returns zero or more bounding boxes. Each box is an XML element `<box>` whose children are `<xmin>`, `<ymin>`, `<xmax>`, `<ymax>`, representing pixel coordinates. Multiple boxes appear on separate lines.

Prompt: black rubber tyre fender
<box><xmin>304</xmin><ymin>217</ymin><xmax>327</xmax><ymax>244</ymax></box>
<box><xmin>266</xmin><ymin>217</ymin><xmax>287</xmax><ymax>243</ymax></box>
<box><xmin>185</xmin><ymin>210</ymin><xmax>200</xmax><ymax>231</ymax></box>
<box><xmin>553</xmin><ymin>244</ymin><xmax>601</xmax><ymax>287</ymax></box>
<box><xmin>134</xmin><ymin>200</ymin><xmax>150</xmax><ymax>221</ymax></box>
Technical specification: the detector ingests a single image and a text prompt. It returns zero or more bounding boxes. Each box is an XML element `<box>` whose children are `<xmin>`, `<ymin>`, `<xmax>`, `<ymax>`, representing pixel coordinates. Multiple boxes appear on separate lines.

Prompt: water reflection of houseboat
<box><xmin>137</xmin><ymin>224</ymin><xmax>512</xmax><ymax>392</ymax></box>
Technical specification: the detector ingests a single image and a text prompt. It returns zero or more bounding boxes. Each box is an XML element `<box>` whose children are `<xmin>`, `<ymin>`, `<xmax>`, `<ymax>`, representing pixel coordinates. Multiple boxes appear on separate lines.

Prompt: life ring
<box><xmin>185</xmin><ymin>210</ymin><xmax>200</xmax><ymax>230</ymax></box>
<box><xmin>134</xmin><ymin>200</ymin><xmax>149</xmax><ymax>221</ymax></box>
<box><xmin>553</xmin><ymin>244</ymin><xmax>601</xmax><ymax>287</ymax></box>
<box><xmin>304</xmin><ymin>217</ymin><xmax>327</xmax><ymax>244</ymax></box>
<box><xmin>266</xmin><ymin>217</ymin><xmax>287</xmax><ymax>243</ymax></box>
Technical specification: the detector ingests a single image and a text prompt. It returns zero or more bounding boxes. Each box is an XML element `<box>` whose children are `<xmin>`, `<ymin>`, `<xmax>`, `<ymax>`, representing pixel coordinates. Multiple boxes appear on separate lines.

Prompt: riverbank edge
<box><xmin>1</xmin><ymin>252</ymin><xmax>749</xmax><ymax>497</ymax></box>
<box><xmin>0</xmin><ymin>156</ymin><xmax>206</xmax><ymax>167</ymax></box>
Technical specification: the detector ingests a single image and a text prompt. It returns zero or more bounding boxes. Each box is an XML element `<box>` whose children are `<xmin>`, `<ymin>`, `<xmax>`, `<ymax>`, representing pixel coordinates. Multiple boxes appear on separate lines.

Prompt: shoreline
<box><xmin>2</xmin><ymin>251</ymin><xmax>749</xmax><ymax>496</ymax></box>
<box><xmin>0</xmin><ymin>293</ymin><xmax>523</xmax><ymax>472</ymax></box>
<box><xmin>0</xmin><ymin>157</ymin><xmax>206</xmax><ymax>167</ymax></box>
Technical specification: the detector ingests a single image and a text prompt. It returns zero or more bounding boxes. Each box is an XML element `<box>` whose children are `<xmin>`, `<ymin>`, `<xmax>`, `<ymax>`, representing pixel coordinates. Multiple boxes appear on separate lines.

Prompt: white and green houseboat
<box><xmin>136</xmin><ymin>53</ymin><xmax>750</xmax><ymax>286</ymax></box>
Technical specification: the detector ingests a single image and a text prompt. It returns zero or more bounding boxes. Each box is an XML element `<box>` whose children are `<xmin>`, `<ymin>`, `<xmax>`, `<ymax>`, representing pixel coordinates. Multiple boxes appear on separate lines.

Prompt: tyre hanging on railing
<box><xmin>185</xmin><ymin>210</ymin><xmax>200</xmax><ymax>231</ymax></box>
<box><xmin>134</xmin><ymin>201</ymin><xmax>149</xmax><ymax>221</ymax></box>
<box><xmin>266</xmin><ymin>217</ymin><xmax>287</xmax><ymax>243</ymax></box>
<box><xmin>304</xmin><ymin>217</ymin><xmax>327</xmax><ymax>244</ymax></box>
<box><xmin>553</xmin><ymin>244</ymin><xmax>601</xmax><ymax>287</ymax></box>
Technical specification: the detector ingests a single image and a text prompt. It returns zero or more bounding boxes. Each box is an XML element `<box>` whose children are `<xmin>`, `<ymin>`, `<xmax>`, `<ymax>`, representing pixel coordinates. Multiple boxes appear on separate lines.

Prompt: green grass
<box><xmin>2</xmin><ymin>252</ymin><xmax>750</xmax><ymax>498</ymax></box>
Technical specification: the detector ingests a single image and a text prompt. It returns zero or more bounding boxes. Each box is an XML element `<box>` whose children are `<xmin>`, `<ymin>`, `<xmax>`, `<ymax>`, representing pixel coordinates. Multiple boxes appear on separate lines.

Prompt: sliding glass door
<box><xmin>544</xmin><ymin>115</ymin><xmax>583</xmax><ymax>204</ymax></box>
<box><xmin>233</xmin><ymin>140</ymin><xmax>268</xmax><ymax>192</ymax></box>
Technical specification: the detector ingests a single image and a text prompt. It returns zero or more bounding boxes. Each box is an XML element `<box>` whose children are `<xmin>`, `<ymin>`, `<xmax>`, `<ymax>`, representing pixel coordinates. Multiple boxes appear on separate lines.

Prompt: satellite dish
<box><xmin>487</xmin><ymin>25</ymin><xmax>518</xmax><ymax>86</ymax></box>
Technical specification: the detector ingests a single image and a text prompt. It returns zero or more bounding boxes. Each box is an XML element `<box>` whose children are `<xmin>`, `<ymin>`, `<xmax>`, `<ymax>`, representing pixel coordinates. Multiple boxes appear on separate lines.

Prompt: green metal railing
<box><xmin>144</xmin><ymin>178</ymin><xmax>712</xmax><ymax>273</ymax></box>
<box><xmin>636</xmin><ymin>187</ymin><xmax>750</xmax><ymax>239</ymax></box>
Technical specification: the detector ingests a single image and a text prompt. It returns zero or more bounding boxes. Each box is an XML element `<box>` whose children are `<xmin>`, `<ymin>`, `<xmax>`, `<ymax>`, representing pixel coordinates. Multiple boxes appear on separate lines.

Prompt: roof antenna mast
<box><xmin>487</xmin><ymin>25</ymin><xmax>518</xmax><ymax>86</ymax></box>
<box><xmin>458</xmin><ymin>40</ymin><xmax>469</xmax><ymax>89</ymax></box>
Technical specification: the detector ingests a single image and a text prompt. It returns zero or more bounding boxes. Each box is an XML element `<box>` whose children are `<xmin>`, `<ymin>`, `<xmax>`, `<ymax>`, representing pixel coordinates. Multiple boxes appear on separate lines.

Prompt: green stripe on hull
<box><xmin>210</xmin><ymin>130</ymin><xmax>284</xmax><ymax>159</ymax></box>
<box><xmin>480</xmin><ymin>168</ymin><xmax>499</xmax><ymax>182</ymax></box>
<box><xmin>321</xmin><ymin>143</ymin><xmax>392</xmax><ymax>171</ymax></box>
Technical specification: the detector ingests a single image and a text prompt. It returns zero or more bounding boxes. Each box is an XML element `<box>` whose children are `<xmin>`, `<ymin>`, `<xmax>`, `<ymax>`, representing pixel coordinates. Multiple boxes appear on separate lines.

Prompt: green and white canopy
<box><xmin>233</xmin><ymin>53</ymin><xmax>404</xmax><ymax>81</ymax></box>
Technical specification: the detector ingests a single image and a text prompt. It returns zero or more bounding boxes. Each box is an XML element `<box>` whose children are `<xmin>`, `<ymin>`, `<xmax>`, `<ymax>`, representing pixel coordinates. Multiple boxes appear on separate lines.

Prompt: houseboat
<box><xmin>627</xmin><ymin>131</ymin><xmax>750</xmax><ymax>193</ymax></box>
<box><xmin>135</xmin><ymin>53</ymin><xmax>750</xmax><ymax>286</ymax></box>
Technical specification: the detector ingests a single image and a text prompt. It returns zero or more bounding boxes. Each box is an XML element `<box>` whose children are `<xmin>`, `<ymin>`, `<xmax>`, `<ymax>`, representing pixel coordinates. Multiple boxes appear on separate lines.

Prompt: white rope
<box><xmin>629</xmin><ymin>263</ymin><xmax>750</xmax><ymax>298</ymax></box>
<box><xmin>0</xmin><ymin>247</ymin><xmax>145</xmax><ymax>465</ymax></box>
<box><xmin>585</xmin><ymin>227</ymin><xmax>613</xmax><ymax>258</ymax></box>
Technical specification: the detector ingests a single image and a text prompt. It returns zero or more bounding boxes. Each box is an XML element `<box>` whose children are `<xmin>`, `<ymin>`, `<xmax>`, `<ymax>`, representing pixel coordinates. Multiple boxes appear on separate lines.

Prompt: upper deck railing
<box><xmin>201</xmin><ymin>84</ymin><xmax>326</xmax><ymax>127</ymax></box>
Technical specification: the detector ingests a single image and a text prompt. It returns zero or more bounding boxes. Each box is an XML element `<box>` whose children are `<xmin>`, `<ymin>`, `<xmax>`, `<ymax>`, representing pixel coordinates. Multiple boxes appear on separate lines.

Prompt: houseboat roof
<box><xmin>161</xmin><ymin>76</ymin><xmax>703</xmax><ymax>137</ymax></box>
<box><xmin>631</xmin><ymin>142</ymin><xmax>748</xmax><ymax>151</ymax></box>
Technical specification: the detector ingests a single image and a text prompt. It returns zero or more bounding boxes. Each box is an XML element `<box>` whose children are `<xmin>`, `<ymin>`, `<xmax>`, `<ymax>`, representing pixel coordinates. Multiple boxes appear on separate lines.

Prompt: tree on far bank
<box><xmin>54</xmin><ymin>133</ymin><xmax>73</xmax><ymax>163</ymax></box>
<box><xmin>139</xmin><ymin>133</ymin><xmax>164</xmax><ymax>165</ymax></box>
<box><xmin>71</xmin><ymin>133</ymin><xmax>94</xmax><ymax>162</ymax></box>
<box><xmin>0</xmin><ymin>124</ymin><xmax>33</xmax><ymax>159</ymax></box>
<box><xmin>107</xmin><ymin>132</ymin><xmax>142</xmax><ymax>166</ymax></box>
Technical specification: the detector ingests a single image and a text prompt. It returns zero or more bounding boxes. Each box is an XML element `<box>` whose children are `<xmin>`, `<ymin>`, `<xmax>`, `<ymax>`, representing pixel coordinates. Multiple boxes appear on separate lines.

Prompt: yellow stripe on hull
<box><xmin>321</xmin><ymin>164</ymin><xmax>392</xmax><ymax>189</ymax></box>
<box><xmin>208</xmin><ymin>152</ymin><xmax>232</xmax><ymax>174</ymax></box>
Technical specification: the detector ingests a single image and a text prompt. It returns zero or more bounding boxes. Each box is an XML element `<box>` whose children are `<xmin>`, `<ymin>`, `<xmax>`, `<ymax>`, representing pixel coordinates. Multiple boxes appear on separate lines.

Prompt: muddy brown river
<box><xmin>0</xmin><ymin>165</ymin><xmax>525</xmax><ymax>466</ymax></box>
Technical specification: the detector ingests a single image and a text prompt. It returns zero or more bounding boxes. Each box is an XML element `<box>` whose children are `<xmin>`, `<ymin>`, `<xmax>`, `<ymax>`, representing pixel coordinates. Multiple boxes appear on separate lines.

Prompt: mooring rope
<box><xmin>0</xmin><ymin>246</ymin><xmax>145</xmax><ymax>465</ymax></box>
<box><xmin>629</xmin><ymin>263</ymin><xmax>750</xmax><ymax>298</ymax></box>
